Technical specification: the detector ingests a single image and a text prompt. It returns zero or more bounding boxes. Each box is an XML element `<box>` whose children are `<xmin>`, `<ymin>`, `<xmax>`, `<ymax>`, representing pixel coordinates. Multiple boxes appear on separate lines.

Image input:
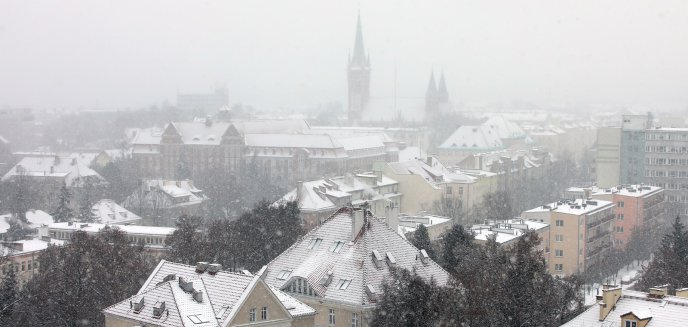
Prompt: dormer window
<box><xmin>335</xmin><ymin>279</ymin><xmax>351</xmax><ymax>290</ymax></box>
<box><xmin>330</xmin><ymin>241</ymin><xmax>345</xmax><ymax>253</ymax></box>
<box><xmin>624</xmin><ymin>321</ymin><xmax>637</xmax><ymax>327</ymax></box>
<box><xmin>276</xmin><ymin>270</ymin><xmax>292</xmax><ymax>280</ymax></box>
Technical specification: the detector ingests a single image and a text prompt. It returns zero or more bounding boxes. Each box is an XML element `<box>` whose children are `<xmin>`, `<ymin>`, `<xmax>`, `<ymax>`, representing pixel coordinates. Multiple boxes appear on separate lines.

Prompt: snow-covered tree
<box><xmin>410</xmin><ymin>224</ymin><xmax>436</xmax><ymax>260</ymax></box>
<box><xmin>637</xmin><ymin>216</ymin><xmax>688</xmax><ymax>292</ymax></box>
<box><xmin>52</xmin><ymin>182</ymin><xmax>73</xmax><ymax>223</ymax></box>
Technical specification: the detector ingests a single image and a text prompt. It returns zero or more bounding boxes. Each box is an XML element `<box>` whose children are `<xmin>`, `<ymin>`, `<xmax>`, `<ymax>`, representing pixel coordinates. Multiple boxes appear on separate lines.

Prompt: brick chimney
<box><xmin>351</xmin><ymin>207</ymin><xmax>366</xmax><ymax>242</ymax></box>
<box><xmin>598</xmin><ymin>285</ymin><xmax>622</xmax><ymax>321</ymax></box>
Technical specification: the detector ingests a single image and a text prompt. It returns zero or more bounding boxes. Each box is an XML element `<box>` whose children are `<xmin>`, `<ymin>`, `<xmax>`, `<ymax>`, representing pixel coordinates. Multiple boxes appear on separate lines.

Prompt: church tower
<box><xmin>437</xmin><ymin>72</ymin><xmax>449</xmax><ymax>104</ymax></box>
<box><xmin>347</xmin><ymin>13</ymin><xmax>371</xmax><ymax>124</ymax></box>
<box><xmin>425</xmin><ymin>72</ymin><xmax>439</xmax><ymax>114</ymax></box>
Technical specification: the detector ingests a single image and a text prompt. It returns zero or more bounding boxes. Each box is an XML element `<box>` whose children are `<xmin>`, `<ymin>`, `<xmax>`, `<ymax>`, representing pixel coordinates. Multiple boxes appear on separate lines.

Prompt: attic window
<box><xmin>371</xmin><ymin>249</ymin><xmax>384</xmax><ymax>269</ymax></box>
<box><xmin>307</xmin><ymin>238</ymin><xmax>322</xmax><ymax>250</ymax></box>
<box><xmin>386</xmin><ymin>252</ymin><xmax>397</xmax><ymax>267</ymax></box>
<box><xmin>330</xmin><ymin>241</ymin><xmax>345</xmax><ymax>253</ymax></box>
<box><xmin>335</xmin><ymin>279</ymin><xmax>352</xmax><ymax>290</ymax></box>
<box><xmin>276</xmin><ymin>270</ymin><xmax>292</xmax><ymax>280</ymax></box>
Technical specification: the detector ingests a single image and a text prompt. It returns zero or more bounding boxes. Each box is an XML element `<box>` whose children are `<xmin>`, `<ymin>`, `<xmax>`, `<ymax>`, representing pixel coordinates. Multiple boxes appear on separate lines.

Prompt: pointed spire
<box><xmin>351</xmin><ymin>12</ymin><xmax>368</xmax><ymax>67</ymax></box>
<box><xmin>426</xmin><ymin>72</ymin><xmax>437</xmax><ymax>98</ymax></box>
<box><xmin>438</xmin><ymin>72</ymin><xmax>449</xmax><ymax>103</ymax></box>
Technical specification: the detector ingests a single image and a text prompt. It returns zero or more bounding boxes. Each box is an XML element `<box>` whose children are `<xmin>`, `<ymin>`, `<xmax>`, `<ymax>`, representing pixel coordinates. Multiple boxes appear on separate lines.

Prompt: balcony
<box><xmin>586</xmin><ymin>214</ymin><xmax>615</xmax><ymax>229</ymax></box>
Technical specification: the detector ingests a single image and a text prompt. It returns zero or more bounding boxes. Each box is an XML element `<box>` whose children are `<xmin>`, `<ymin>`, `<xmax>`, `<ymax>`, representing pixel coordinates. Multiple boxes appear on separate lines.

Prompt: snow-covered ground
<box><xmin>582</xmin><ymin>260</ymin><xmax>649</xmax><ymax>306</ymax></box>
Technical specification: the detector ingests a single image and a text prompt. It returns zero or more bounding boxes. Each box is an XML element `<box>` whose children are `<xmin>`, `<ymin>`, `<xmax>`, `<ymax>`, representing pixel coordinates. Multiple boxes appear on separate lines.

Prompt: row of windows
<box><xmin>1</xmin><ymin>260</ymin><xmax>38</xmax><ymax>275</ymax></box>
<box><xmin>248</xmin><ymin>307</ymin><xmax>269</xmax><ymax>322</ymax></box>
<box><xmin>615</xmin><ymin>226</ymin><xmax>625</xmax><ymax>233</ymax></box>
<box><xmin>646</xmin><ymin>157</ymin><xmax>688</xmax><ymax>165</ymax></box>
<box><xmin>645</xmin><ymin>170</ymin><xmax>688</xmax><ymax>178</ymax></box>
<box><xmin>645</xmin><ymin>132</ymin><xmax>688</xmax><ymax>141</ymax></box>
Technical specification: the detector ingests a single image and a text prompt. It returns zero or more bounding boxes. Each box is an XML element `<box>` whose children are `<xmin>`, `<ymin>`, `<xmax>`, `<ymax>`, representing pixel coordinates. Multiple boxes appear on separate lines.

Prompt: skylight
<box><xmin>277</xmin><ymin>269</ymin><xmax>292</xmax><ymax>280</ymax></box>
<box><xmin>330</xmin><ymin>241</ymin><xmax>344</xmax><ymax>253</ymax></box>
<box><xmin>307</xmin><ymin>238</ymin><xmax>323</xmax><ymax>250</ymax></box>
<box><xmin>187</xmin><ymin>314</ymin><xmax>209</xmax><ymax>324</ymax></box>
<box><xmin>335</xmin><ymin>279</ymin><xmax>352</xmax><ymax>290</ymax></box>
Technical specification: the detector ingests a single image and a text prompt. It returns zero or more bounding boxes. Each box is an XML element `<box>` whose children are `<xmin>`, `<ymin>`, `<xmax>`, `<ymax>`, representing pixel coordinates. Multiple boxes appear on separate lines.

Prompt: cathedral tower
<box><xmin>347</xmin><ymin>14</ymin><xmax>371</xmax><ymax>124</ymax></box>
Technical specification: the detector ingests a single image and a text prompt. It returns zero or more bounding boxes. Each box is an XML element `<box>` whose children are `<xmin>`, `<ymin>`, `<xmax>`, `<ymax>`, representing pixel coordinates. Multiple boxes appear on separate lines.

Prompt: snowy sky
<box><xmin>1</xmin><ymin>0</ymin><xmax>688</xmax><ymax>111</ymax></box>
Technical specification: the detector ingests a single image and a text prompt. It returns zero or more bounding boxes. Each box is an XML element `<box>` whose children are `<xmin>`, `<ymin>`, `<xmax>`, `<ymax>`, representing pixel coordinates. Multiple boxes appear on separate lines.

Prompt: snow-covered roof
<box><xmin>231</xmin><ymin>119</ymin><xmax>310</xmax><ymax>134</ymax></box>
<box><xmin>397</xmin><ymin>214</ymin><xmax>453</xmax><ymax>237</ymax></box>
<box><xmin>48</xmin><ymin>222</ymin><xmax>175</xmax><ymax>236</ymax></box>
<box><xmin>331</xmin><ymin>135</ymin><xmax>385</xmax><ymax>151</ymax></box>
<box><xmin>263</xmin><ymin>209</ymin><xmax>451</xmax><ymax>306</ymax></box>
<box><xmin>387</xmin><ymin>158</ymin><xmax>476</xmax><ymax>188</ymax></box>
<box><xmin>439</xmin><ymin>125</ymin><xmax>505</xmax><ymax>151</ymax></box>
<box><xmin>525</xmin><ymin>198</ymin><xmax>614</xmax><ymax>216</ymax></box>
<box><xmin>482</xmin><ymin>115</ymin><xmax>527</xmax><ymax>139</ymax></box>
<box><xmin>170</xmin><ymin>122</ymin><xmax>234</xmax><ymax>146</ymax></box>
<box><xmin>0</xmin><ymin>238</ymin><xmax>65</xmax><ymax>256</ymax></box>
<box><xmin>590</xmin><ymin>184</ymin><xmax>663</xmax><ymax>198</ymax></box>
<box><xmin>1</xmin><ymin>155</ymin><xmax>106</xmax><ymax>186</ymax></box>
<box><xmin>471</xmin><ymin>219</ymin><xmax>549</xmax><ymax>245</ymax></box>
<box><xmin>562</xmin><ymin>289</ymin><xmax>688</xmax><ymax>327</ymax></box>
<box><xmin>244</xmin><ymin>133</ymin><xmax>341</xmax><ymax>149</ymax></box>
<box><xmin>277</xmin><ymin>173</ymin><xmax>399</xmax><ymax>213</ymax></box>
<box><xmin>90</xmin><ymin>199</ymin><xmax>142</xmax><ymax>224</ymax></box>
<box><xmin>104</xmin><ymin>260</ymin><xmax>315</xmax><ymax>326</ymax></box>
<box><xmin>69</xmin><ymin>152</ymin><xmax>101</xmax><ymax>166</ymax></box>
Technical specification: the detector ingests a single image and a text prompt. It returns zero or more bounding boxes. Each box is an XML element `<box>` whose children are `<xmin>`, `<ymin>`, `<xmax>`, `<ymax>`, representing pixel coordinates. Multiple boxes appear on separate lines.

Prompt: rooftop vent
<box><xmin>152</xmin><ymin>301</ymin><xmax>166</xmax><ymax>318</ymax></box>
<box><xmin>386</xmin><ymin>252</ymin><xmax>397</xmax><ymax>267</ymax></box>
<box><xmin>419</xmin><ymin>249</ymin><xmax>430</xmax><ymax>265</ymax></box>
<box><xmin>132</xmin><ymin>297</ymin><xmax>145</xmax><ymax>313</ymax></box>
<box><xmin>179</xmin><ymin>277</ymin><xmax>194</xmax><ymax>293</ymax></box>
<box><xmin>320</xmin><ymin>271</ymin><xmax>334</xmax><ymax>286</ymax></box>
<box><xmin>207</xmin><ymin>263</ymin><xmax>222</xmax><ymax>275</ymax></box>
<box><xmin>196</xmin><ymin>262</ymin><xmax>209</xmax><ymax>273</ymax></box>
<box><xmin>372</xmin><ymin>249</ymin><xmax>384</xmax><ymax>269</ymax></box>
<box><xmin>192</xmin><ymin>289</ymin><xmax>203</xmax><ymax>303</ymax></box>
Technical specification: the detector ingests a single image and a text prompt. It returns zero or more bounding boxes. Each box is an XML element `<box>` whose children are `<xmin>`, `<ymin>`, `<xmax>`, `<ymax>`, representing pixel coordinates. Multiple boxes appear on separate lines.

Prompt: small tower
<box><xmin>437</xmin><ymin>72</ymin><xmax>449</xmax><ymax>104</ymax></box>
<box><xmin>347</xmin><ymin>13</ymin><xmax>371</xmax><ymax>124</ymax></box>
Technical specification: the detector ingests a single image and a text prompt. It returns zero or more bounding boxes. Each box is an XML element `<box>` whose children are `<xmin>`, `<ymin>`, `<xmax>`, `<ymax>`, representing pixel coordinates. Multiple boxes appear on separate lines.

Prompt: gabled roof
<box><xmin>387</xmin><ymin>158</ymin><xmax>476</xmax><ymax>187</ymax></box>
<box><xmin>482</xmin><ymin>115</ymin><xmax>527</xmax><ymax>140</ymax></box>
<box><xmin>90</xmin><ymin>199</ymin><xmax>142</xmax><ymax>224</ymax></box>
<box><xmin>1</xmin><ymin>155</ymin><xmax>106</xmax><ymax>186</ymax></box>
<box><xmin>439</xmin><ymin>125</ymin><xmax>505</xmax><ymax>151</ymax></box>
<box><xmin>263</xmin><ymin>209</ymin><xmax>451</xmax><ymax>307</ymax></box>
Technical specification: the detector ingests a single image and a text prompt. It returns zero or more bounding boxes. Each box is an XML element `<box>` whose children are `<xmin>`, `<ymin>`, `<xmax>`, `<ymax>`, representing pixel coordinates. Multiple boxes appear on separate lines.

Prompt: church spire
<box><xmin>426</xmin><ymin>72</ymin><xmax>437</xmax><ymax>98</ymax></box>
<box><xmin>438</xmin><ymin>72</ymin><xmax>449</xmax><ymax>103</ymax></box>
<box><xmin>351</xmin><ymin>13</ymin><xmax>367</xmax><ymax>67</ymax></box>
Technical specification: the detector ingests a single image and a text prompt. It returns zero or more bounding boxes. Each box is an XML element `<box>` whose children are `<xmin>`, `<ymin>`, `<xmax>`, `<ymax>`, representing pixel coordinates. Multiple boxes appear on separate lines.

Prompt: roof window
<box><xmin>307</xmin><ymin>238</ymin><xmax>322</xmax><ymax>250</ymax></box>
<box><xmin>132</xmin><ymin>297</ymin><xmax>145</xmax><ymax>313</ymax></box>
<box><xmin>335</xmin><ymin>279</ymin><xmax>352</xmax><ymax>290</ymax></box>
<box><xmin>320</xmin><ymin>271</ymin><xmax>334</xmax><ymax>286</ymax></box>
<box><xmin>188</xmin><ymin>314</ymin><xmax>210</xmax><ymax>324</ymax></box>
<box><xmin>277</xmin><ymin>269</ymin><xmax>292</xmax><ymax>280</ymax></box>
<box><xmin>386</xmin><ymin>252</ymin><xmax>397</xmax><ymax>267</ymax></box>
<box><xmin>372</xmin><ymin>249</ymin><xmax>384</xmax><ymax>269</ymax></box>
<box><xmin>419</xmin><ymin>249</ymin><xmax>430</xmax><ymax>265</ymax></box>
<box><xmin>330</xmin><ymin>241</ymin><xmax>345</xmax><ymax>253</ymax></box>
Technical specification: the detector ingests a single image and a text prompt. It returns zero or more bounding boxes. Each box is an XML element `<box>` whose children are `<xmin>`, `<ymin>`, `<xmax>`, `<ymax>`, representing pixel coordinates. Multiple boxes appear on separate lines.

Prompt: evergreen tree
<box><xmin>410</xmin><ymin>224</ymin><xmax>435</xmax><ymax>260</ymax></box>
<box><xmin>5</xmin><ymin>219</ymin><xmax>30</xmax><ymax>241</ymax></box>
<box><xmin>637</xmin><ymin>216</ymin><xmax>688</xmax><ymax>291</ymax></box>
<box><xmin>0</xmin><ymin>266</ymin><xmax>18</xmax><ymax>326</ymax></box>
<box><xmin>9</xmin><ymin>178</ymin><xmax>29</xmax><ymax>223</ymax></box>
<box><xmin>165</xmin><ymin>215</ymin><xmax>209</xmax><ymax>265</ymax></box>
<box><xmin>440</xmin><ymin>224</ymin><xmax>475</xmax><ymax>272</ymax></box>
<box><xmin>52</xmin><ymin>183</ymin><xmax>73</xmax><ymax>223</ymax></box>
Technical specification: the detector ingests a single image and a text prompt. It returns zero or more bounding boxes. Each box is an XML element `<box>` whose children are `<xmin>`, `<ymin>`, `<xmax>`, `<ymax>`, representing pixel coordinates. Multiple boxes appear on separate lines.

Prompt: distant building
<box><xmin>1</xmin><ymin>154</ymin><xmax>107</xmax><ymax>187</ymax></box>
<box><xmin>276</xmin><ymin>169</ymin><xmax>401</xmax><ymax>229</ymax></box>
<box><xmin>562</xmin><ymin>285</ymin><xmax>688</xmax><ymax>327</ymax></box>
<box><xmin>0</xmin><ymin>135</ymin><xmax>11</xmax><ymax>175</ymax></box>
<box><xmin>42</xmin><ymin>222</ymin><xmax>175</xmax><ymax>255</ymax></box>
<box><xmin>522</xmin><ymin>198</ymin><xmax>615</xmax><ymax>276</ymax></box>
<box><xmin>90</xmin><ymin>199</ymin><xmax>142</xmax><ymax>225</ymax></box>
<box><xmin>470</xmin><ymin>218</ymin><xmax>550</xmax><ymax>252</ymax></box>
<box><xmin>103</xmin><ymin>260</ymin><xmax>316</xmax><ymax>327</ymax></box>
<box><xmin>177</xmin><ymin>87</ymin><xmax>229</xmax><ymax>114</ymax></box>
<box><xmin>0</xmin><ymin>237</ymin><xmax>65</xmax><ymax>285</ymax></box>
<box><xmin>263</xmin><ymin>207</ymin><xmax>451</xmax><ymax>327</ymax></box>
<box><xmin>397</xmin><ymin>213</ymin><xmax>454</xmax><ymax>241</ymax></box>
<box><xmin>0</xmin><ymin>210</ymin><xmax>54</xmax><ymax>240</ymax></box>
<box><xmin>566</xmin><ymin>184</ymin><xmax>665</xmax><ymax>249</ymax></box>
<box><xmin>122</xmin><ymin>180</ymin><xmax>207</xmax><ymax>226</ymax></box>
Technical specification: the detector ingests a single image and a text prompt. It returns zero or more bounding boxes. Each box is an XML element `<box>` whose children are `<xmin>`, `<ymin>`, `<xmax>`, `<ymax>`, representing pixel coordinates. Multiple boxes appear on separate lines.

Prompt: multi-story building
<box><xmin>0</xmin><ymin>237</ymin><xmax>65</xmax><ymax>285</ymax></box>
<box><xmin>41</xmin><ymin>222</ymin><xmax>175</xmax><ymax>255</ymax></box>
<box><xmin>103</xmin><ymin>260</ymin><xmax>316</xmax><ymax>327</ymax></box>
<box><xmin>276</xmin><ymin>168</ymin><xmax>401</xmax><ymax>229</ymax></box>
<box><xmin>397</xmin><ymin>213</ymin><xmax>454</xmax><ymax>241</ymax></box>
<box><xmin>470</xmin><ymin>218</ymin><xmax>550</xmax><ymax>253</ymax></box>
<box><xmin>596</xmin><ymin>113</ymin><xmax>688</xmax><ymax>220</ymax></box>
<box><xmin>522</xmin><ymin>199</ymin><xmax>615</xmax><ymax>276</ymax></box>
<box><xmin>567</xmin><ymin>185</ymin><xmax>665</xmax><ymax>249</ymax></box>
<box><xmin>263</xmin><ymin>207</ymin><xmax>451</xmax><ymax>327</ymax></box>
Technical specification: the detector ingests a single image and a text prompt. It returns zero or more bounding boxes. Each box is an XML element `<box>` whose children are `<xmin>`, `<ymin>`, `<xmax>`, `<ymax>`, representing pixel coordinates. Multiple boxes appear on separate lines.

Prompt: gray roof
<box><xmin>562</xmin><ymin>290</ymin><xmax>688</xmax><ymax>327</ymax></box>
<box><xmin>263</xmin><ymin>209</ymin><xmax>451</xmax><ymax>307</ymax></box>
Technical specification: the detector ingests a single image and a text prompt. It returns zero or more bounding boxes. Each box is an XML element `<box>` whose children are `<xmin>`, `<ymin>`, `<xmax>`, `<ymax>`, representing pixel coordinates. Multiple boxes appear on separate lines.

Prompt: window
<box><xmin>330</xmin><ymin>241</ymin><xmax>344</xmax><ymax>253</ymax></box>
<box><xmin>351</xmin><ymin>313</ymin><xmax>359</xmax><ymax>327</ymax></box>
<box><xmin>261</xmin><ymin>307</ymin><xmax>268</xmax><ymax>320</ymax></box>
<box><xmin>617</xmin><ymin>214</ymin><xmax>624</xmax><ymax>220</ymax></box>
<box><xmin>555</xmin><ymin>249</ymin><xmax>563</xmax><ymax>257</ymax></box>
<box><xmin>308</xmin><ymin>238</ymin><xmax>323</xmax><ymax>250</ymax></box>
<box><xmin>625</xmin><ymin>321</ymin><xmax>637</xmax><ymax>327</ymax></box>
<box><xmin>446</xmin><ymin>186</ymin><xmax>452</xmax><ymax>195</ymax></box>
<box><xmin>329</xmin><ymin>309</ymin><xmax>336</xmax><ymax>325</ymax></box>
<box><xmin>618</xmin><ymin>201</ymin><xmax>625</xmax><ymax>208</ymax></box>
<box><xmin>277</xmin><ymin>270</ymin><xmax>292</xmax><ymax>280</ymax></box>
<box><xmin>249</xmin><ymin>308</ymin><xmax>256</xmax><ymax>322</ymax></box>
<box><xmin>335</xmin><ymin>279</ymin><xmax>352</xmax><ymax>290</ymax></box>
<box><xmin>556</xmin><ymin>220</ymin><xmax>564</xmax><ymax>227</ymax></box>
<box><xmin>555</xmin><ymin>264</ymin><xmax>563</xmax><ymax>271</ymax></box>
<box><xmin>21</xmin><ymin>261</ymin><xmax>25</xmax><ymax>271</ymax></box>
<box><xmin>616</xmin><ymin>226</ymin><xmax>624</xmax><ymax>233</ymax></box>
<box><xmin>555</xmin><ymin>234</ymin><xmax>563</xmax><ymax>242</ymax></box>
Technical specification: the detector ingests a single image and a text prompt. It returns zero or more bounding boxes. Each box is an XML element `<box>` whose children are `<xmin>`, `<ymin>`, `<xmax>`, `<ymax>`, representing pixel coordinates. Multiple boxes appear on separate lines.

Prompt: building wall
<box><xmin>298</xmin><ymin>297</ymin><xmax>370</xmax><ymax>327</ymax></box>
<box><xmin>230</xmin><ymin>281</ymin><xmax>292</xmax><ymax>326</ymax></box>
<box><xmin>596</xmin><ymin>127</ymin><xmax>621</xmax><ymax>188</ymax></box>
<box><xmin>0</xmin><ymin>251</ymin><xmax>41</xmax><ymax>286</ymax></box>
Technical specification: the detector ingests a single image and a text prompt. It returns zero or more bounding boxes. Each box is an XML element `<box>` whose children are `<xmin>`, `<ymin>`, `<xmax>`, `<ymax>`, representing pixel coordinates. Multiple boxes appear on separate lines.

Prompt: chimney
<box><xmin>133</xmin><ymin>297</ymin><xmax>145</xmax><ymax>313</ymax></box>
<box><xmin>178</xmin><ymin>277</ymin><xmax>194</xmax><ymax>293</ymax></box>
<box><xmin>192</xmin><ymin>289</ymin><xmax>203</xmax><ymax>303</ymax></box>
<box><xmin>296</xmin><ymin>181</ymin><xmax>304</xmax><ymax>198</ymax></box>
<box><xmin>152</xmin><ymin>301</ymin><xmax>166</xmax><ymax>318</ymax></box>
<box><xmin>351</xmin><ymin>208</ymin><xmax>366</xmax><ymax>241</ymax></box>
<box><xmin>196</xmin><ymin>262</ymin><xmax>209</xmax><ymax>273</ymax></box>
<box><xmin>207</xmin><ymin>263</ymin><xmax>222</xmax><ymax>275</ymax></box>
<box><xmin>598</xmin><ymin>285</ymin><xmax>622</xmax><ymax>321</ymax></box>
<box><xmin>676</xmin><ymin>288</ymin><xmax>688</xmax><ymax>298</ymax></box>
<box><xmin>425</xmin><ymin>156</ymin><xmax>433</xmax><ymax>167</ymax></box>
<box><xmin>320</xmin><ymin>271</ymin><xmax>333</xmax><ymax>286</ymax></box>
<box><xmin>649</xmin><ymin>285</ymin><xmax>669</xmax><ymax>298</ymax></box>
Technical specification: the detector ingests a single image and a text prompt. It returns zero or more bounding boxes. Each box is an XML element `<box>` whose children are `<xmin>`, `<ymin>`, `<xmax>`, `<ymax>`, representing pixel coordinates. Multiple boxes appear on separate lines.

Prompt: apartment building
<box><xmin>470</xmin><ymin>218</ymin><xmax>550</xmax><ymax>253</ymax></box>
<box><xmin>0</xmin><ymin>238</ymin><xmax>65</xmax><ymax>285</ymax></box>
<box><xmin>522</xmin><ymin>199</ymin><xmax>615</xmax><ymax>276</ymax></box>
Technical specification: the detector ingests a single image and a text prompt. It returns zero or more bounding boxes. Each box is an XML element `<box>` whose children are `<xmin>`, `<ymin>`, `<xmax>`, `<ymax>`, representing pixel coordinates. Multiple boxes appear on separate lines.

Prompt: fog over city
<box><xmin>2</xmin><ymin>0</ymin><xmax>688</xmax><ymax>111</ymax></box>
<box><xmin>3</xmin><ymin>2</ymin><xmax>688</xmax><ymax>327</ymax></box>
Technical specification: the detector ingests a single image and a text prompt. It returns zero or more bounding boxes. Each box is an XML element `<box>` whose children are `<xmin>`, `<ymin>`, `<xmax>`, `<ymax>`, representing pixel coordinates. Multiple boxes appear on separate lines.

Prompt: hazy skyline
<box><xmin>1</xmin><ymin>0</ymin><xmax>688</xmax><ymax>112</ymax></box>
